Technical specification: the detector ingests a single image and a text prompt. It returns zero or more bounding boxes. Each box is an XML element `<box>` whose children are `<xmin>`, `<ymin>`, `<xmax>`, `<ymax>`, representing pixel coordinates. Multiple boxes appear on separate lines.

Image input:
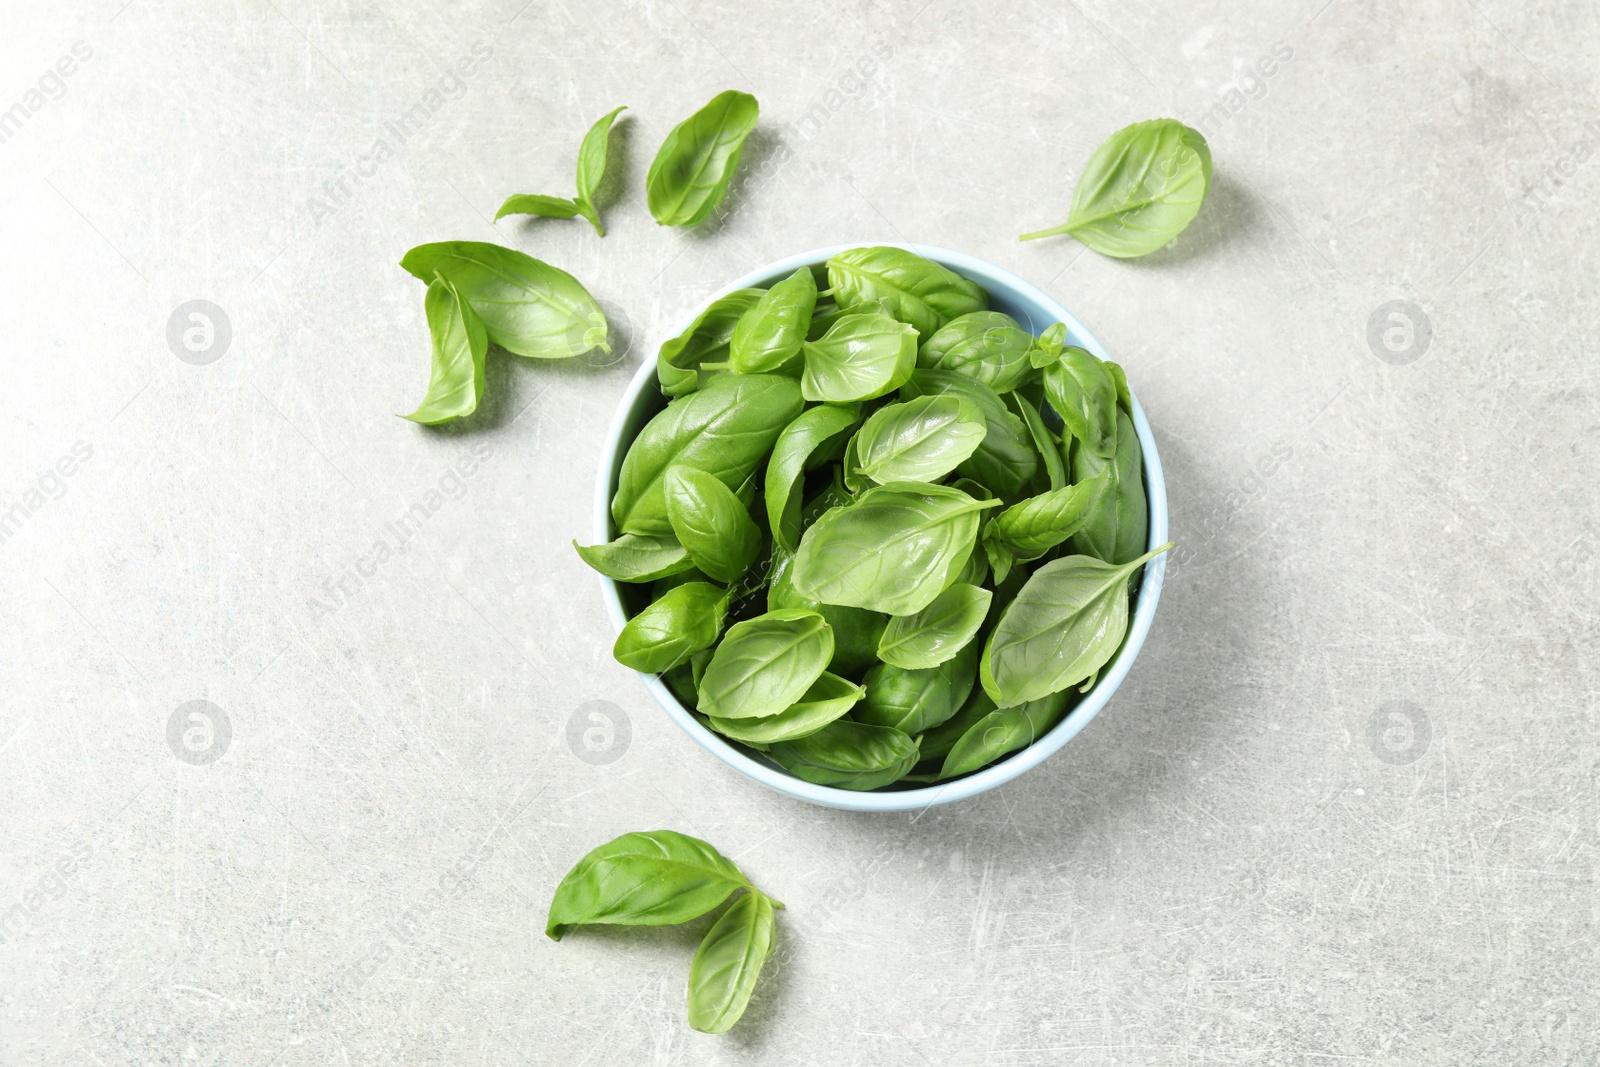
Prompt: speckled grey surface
<box><xmin>3</xmin><ymin>1</ymin><xmax>1597</xmax><ymax>1063</ymax></box>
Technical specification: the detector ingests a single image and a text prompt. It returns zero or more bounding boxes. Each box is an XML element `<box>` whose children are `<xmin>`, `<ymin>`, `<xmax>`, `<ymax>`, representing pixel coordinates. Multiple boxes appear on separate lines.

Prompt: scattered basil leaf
<box><xmin>876</xmin><ymin>583</ymin><xmax>993</xmax><ymax>671</ymax></box>
<box><xmin>496</xmin><ymin>106</ymin><xmax>626</xmax><ymax>235</ymax></box>
<box><xmin>766</xmin><ymin>720</ymin><xmax>920</xmax><ymax>791</ymax></box>
<box><xmin>1068</xmin><ymin>410</ymin><xmax>1148</xmax><ymax>565</ymax></box>
<box><xmin>493</xmin><ymin>193</ymin><xmax>581</xmax><ymax>223</ymax></box>
<box><xmin>764</xmin><ymin>404</ymin><xmax>861</xmax><ymax>551</ymax></box>
<box><xmin>697</xmin><ymin>609</ymin><xmax>833</xmax><ymax>719</ymax></box>
<box><xmin>825</xmin><ymin>246</ymin><xmax>987</xmax><ymax>337</ymax></box>
<box><xmin>856</xmin><ymin>639</ymin><xmax>980</xmax><ymax>734</ymax></box>
<box><xmin>402</xmin><ymin>275</ymin><xmax>488</xmax><ymax>424</ymax></box>
<box><xmin>940</xmin><ymin>689</ymin><xmax>1071</xmax><ymax>779</ymax></box>
<box><xmin>1043</xmin><ymin>346</ymin><xmax>1120</xmax><ymax>459</ymax></box>
<box><xmin>546</xmin><ymin>830</ymin><xmax>752</xmax><ymax>939</ymax></box>
<box><xmin>852</xmin><ymin>395</ymin><xmax>989</xmax><ymax>485</ymax></box>
<box><xmin>574</xmin><ymin>532</ymin><xmax>697</xmax><ymax>583</ymax></box>
<box><xmin>917</xmin><ymin>311</ymin><xmax>1035</xmax><ymax>394</ymax></box>
<box><xmin>647</xmin><ymin>90</ymin><xmax>760</xmax><ymax>227</ymax></box>
<box><xmin>664</xmin><ymin>466</ymin><xmax>761</xmax><ymax>584</ymax></box>
<box><xmin>687</xmin><ymin>889</ymin><xmax>779</xmax><ymax>1034</ymax></box>
<box><xmin>730</xmin><ymin>267</ymin><xmax>818</xmax><ymax>373</ymax></box>
<box><xmin>657</xmin><ymin>288</ymin><xmax>766</xmax><ymax>397</ymax></box>
<box><xmin>613</xmin><ymin>582</ymin><xmax>729</xmax><ymax>673</ymax></box>
<box><xmin>800</xmin><ymin>310</ymin><xmax>919</xmax><ymax>403</ymax></box>
<box><xmin>706</xmin><ymin>672</ymin><xmax>863</xmax><ymax>745</ymax></box>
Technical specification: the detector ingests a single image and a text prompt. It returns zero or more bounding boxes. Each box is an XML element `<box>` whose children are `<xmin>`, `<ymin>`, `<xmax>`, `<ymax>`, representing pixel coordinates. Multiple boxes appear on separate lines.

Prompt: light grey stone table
<box><xmin>2</xmin><ymin>1</ymin><xmax>1595</xmax><ymax>1063</ymax></box>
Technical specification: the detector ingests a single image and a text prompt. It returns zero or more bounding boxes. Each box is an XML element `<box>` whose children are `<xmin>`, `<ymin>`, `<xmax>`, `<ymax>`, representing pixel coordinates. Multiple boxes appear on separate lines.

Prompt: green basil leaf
<box><xmin>657</xmin><ymin>288</ymin><xmax>766</xmax><ymax>397</ymax></box>
<box><xmin>791</xmin><ymin>482</ymin><xmax>999</xmax><ymax>615</ymax></box>
<box><xmin>1020</xmin><ymin>118</ymin><xmax>1213</xmax><ymax>257</ymax></box>
<box><xmin>917</xmin><ymin>311</ymin><xmax>1035</xmax><ymax>394</ymax></box>
<box><xmin>1043</xmin><ymin>346</ymin><xmax>1120</xmax><ymax>459</ymax></box>
<box><xmin>614</xmin><ymin>582</ymin><xmax>729</xmax><ymax>673</ymax></box>
<box><xmin>647</xmin><ymin>90</ymin><xmax>760</xmax><ymax>227</ymax></box>
<box><xmin>876</xmin><ymin>583</ymin><xmax>992</xmax><ymax>671</ymax></box>
<box><xmin>824</xmin><ymin>246</ymin><xmax>987</xmax><ymax>337</ymax></box>
<box><xmin>706</xmin><ymin>672</ymin><xmax>863</xmax><ymax>745</ymax></box>
<box><xmin>730</xmin><ymin>267</ymin><xmax>817</xmax><ymax>373</ymax></box>
<box><xmin>917</xmin><ymin>686</ymin><xmax>996</xmax><ymax>764</ymax></box>
<box><xmin>800</xmin><ymin>310</ymin><xmax>919</xmax><ymax>403</ymax></box>
<box><xmin>1067</xmin><ymin>410</ymin><xmax>1148</xmax><ymax>565</ymax></box>
<box><xmin>613</xmin><ymin>373</ymin><xmax>803</xmax><ymax>536</ymax></box>
<box><xmin>573</xmin><ymin>105</ymin><xmax>627</xmax><ymax>235</ymax></box>
<box><xmin>856</xmin><ymin>638</ymin><xmax>980</xmax><ymax>734</ymax></box>
<box><xmin>981</xmin><ymin>543</ymin><xmax>1171</xmax><ymax>706</ymax></box>
<box><xmin>766</xmin><ymin>720</ymin><xmax>920</xmax><ymax>790</ymax></box>
<box><xmin>953</xmin><ymin>539</ymin><xmax>989</xmax><ymax>587</ymax></box>
<box><xmin>400</xmin><ymin>241</ymin><xmax>607</xmax><ymax>359</ymax></box>
<box><xmin>493</xmin><ymin>193</ymin><xmax>581</xmax><ymax>222</ymax></box>
<box><xmin>697</xmin><ymin>609</ymin><xmax>833</xmax><ymax>719</ymax></box>
<box><xmin>806</xmin><ymin>298</ymin><xmax>843</xmax><ymax>340</ymax></box>
<box><xmin>546</xmin><ymin>829</ymin><xmax>751</xmax><ymax>939</ymax></box>
<box><xmin>1029</xmin><ymin>322</ymin><xmax>1068</xmax><ymax>369</ymax></box>
<box><xmin>899</xmin><ymin>370</ymin><xmax>1036</xmax><ymax>500</ymax></box>
<box><xmin>1009</xmin><ymin>392</ymin><xmax>1064</xmax><ymax>493</ymax></box>
<box><xmin>664</xmin><ymin>466</ymin><xmax>761</xmax><ymax>584</ymax></box>
<box><xmin>574</xmin><ymin>532</ymin><xmax>696</xmax><ymax>583</ymax></box>
<box><xmin>940</xmin><ymin>689</ymin><xmax>1071</xmax><ymax>779</ymax></box>
<box><xmin>852</xmin><ymin>395</ymin><xmax>989</xmax><ymax>484</ymax></box>
<box><xmin>1104</xmin><ymin>359</ymin><xmax>1133</xmax><ymax>413</ymax></box>
<box><xmin>984</xmin><ymin>470</ymin><xmax>1110</xmax><ymax>563</ymax></box>
<box><xmin>764</xmin><ymin>404</ymin><xmax>861</xmax><ymax>551</ymax></box>
<box><xmin>687</xmin><ymin>890</ymin><xmax>779</xmax><ymax>1034</ymax></box>
<box><xmin>767</xmin><ymin>546</ymin><xmax>887</xmax><ymax>677</ymax></box>
<box><xmin>401</xmin><ymin>276</ymin><xmax>488</xmax><ymax>424</ymax></box>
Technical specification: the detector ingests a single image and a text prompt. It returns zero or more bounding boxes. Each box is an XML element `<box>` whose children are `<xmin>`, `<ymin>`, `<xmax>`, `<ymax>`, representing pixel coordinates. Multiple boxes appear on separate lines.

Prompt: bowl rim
<box><xmin>594</xmin><ymin>242</ymin><xmax>1169</xmax><ymax>812</ymax></box>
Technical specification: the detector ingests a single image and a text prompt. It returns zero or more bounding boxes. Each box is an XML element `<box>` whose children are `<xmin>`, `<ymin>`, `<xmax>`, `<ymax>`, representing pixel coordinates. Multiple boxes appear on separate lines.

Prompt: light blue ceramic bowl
<box><xmin>595</xmin><ymin>244</ymin><xmax>1169</xmax><ymax>812</ymax></box>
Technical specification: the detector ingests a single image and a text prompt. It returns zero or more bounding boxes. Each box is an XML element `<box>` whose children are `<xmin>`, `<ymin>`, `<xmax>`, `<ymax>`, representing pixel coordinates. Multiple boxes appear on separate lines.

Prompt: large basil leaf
<box><xmin>730</xmin><ymin>267</ymin><xmax>817</xmax><ymax>373</ymax></box>
<box><xmin>497</xmin><ymin>105</ymin><xmax>626</xmax><ymax>235</ymax></box>
<box><xmin>546</xmin><ymin>830</ymin><xmax>752</xmax><ymax>939</ymax></box>
<box><xmin>1019</xmin><ymin>119</ymin><xmax>1213</xmax><ymax>258</ymax></box>
<box><xmin>984</xmin><ymin>470</ymin><xmax>1110</xmax><ymax>575</ymax></box>
<box><xmin>664</xmin><ymin>467</ymin><xmax>760</xmax><ymax>584</ymax></box>
<box><xmin>791</xmin><ymin>482</ymin><xmax>998</xmax><ymax>615</ymax></box>
<box><xmin>613</xmin><ymin>373</ymin><xmax>803</xmax><ymax>536</ymax></box>
<box><xmin>1068</xmin><ymin>410</ymin><xmax>1148</xmax><ymax>564</ymax></box>
<box><xmin>917</xmin><ymin>311</ymin><xmax>1035</xmax><ymax>394</ymax></box>
<box><xmin>1010</xmin><ymin>392</ymin><xmax>1064</xmax><ymax>493</ymax></box>
<box><xmin>899</xmin><ymin>370</ymin><xmax>1036</xmax><ymax>500</ymax></box>
<box><xmin>400</xmin><ymin>241</ymin><xmax>606</xmax><ymax>359</ymax></box>
<box><xmin>1043</xmin><ymin>346</ymin><xmax>1119</xmax><ymax>459</ymax></box>
<box><xmin>940</xmin><ymin>689</ymin><xmax>1071</xmax><ymax>779</ymax></box>
<box><xmin>981</xmin><ymin>543</ymin><xmax>1171</xmax><ymax>706</ymax></box>
<box><xmin>767</xmin><ymin>545</ymin><xmax>887</xmax><ymax>677</ymax></box>
<box><xmin>856</xmin><ymin>638</ymin><xmax>980</xmax><ymax>734</ymax></box>
<box><xmin>402</xmin><ymin>276</ymin><xmax>488</xmax><ymax>424</ymax></box>
<box><xmin>657</xmin><ymin>289</ymin><xmax>766</xmax><ymax>397</ymax></box>
<box><xmin>613</xmin><ymin>582</ymin><xmax>728</xmax><ymax>673</ymax></box>
<box><xmin>824</xmin><ymin>246</ymin><xmax>987</xmax><ymax>337</ymax></box>
<box><xmin>687</xmin><ymin>890</ymin><xmax>779</xmax><ymax>1034</ymax></box>
<box><xmin>574</xmin><ymin>532</ymin><xmax>696</xmax><ymax>583</ymax></box>
<box><xmin>706</xmin><ymin>672</ymin><xmax>863</xmax><ymax>745</ymax></box>
<box><xmin>646</xmin><ymin>90</ymin><xmax>760</xmax><ymax>227</ymax></box>
<box><xmin>697</xmin><ymin>609</ymin><xmax>833</xmax><ymax>719</ymax></box>
<box><xmin>766</xmin><ymin>720</ymin><xmax>919</xmax><ymax>790</ymax></box>
<box><xmin>764</xmin><ymin>404</ymin><xmax>860</xmax><ymax>551</ymax></box>
<box><xmin>917</xmin><ymin>686</ymin><xmax>996</xmax><ymax>764</ymax></box>
<box><xmin>876</xmin><ymin>583</ymin><xmax>992</xmax><ymax>671</ymax></box>
<box><xmin>800</xmin><ymin>310</ymin><xmax>918</xmax><ymax>403</ymax></box>
<box><xmin>851</xmin><ymin>395</ymin><xmax>988</xmax><ymax>485</ymax></box>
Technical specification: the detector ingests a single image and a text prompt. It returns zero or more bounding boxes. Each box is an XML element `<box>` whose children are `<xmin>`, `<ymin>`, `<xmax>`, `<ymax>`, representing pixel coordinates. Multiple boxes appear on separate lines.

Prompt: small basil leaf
<box><xmin>1043</xmin><ymin>347</ymin><xmax>1120</xmax><ymax>459</ymax></box>
<box><xmin>824</xmin><ymin>246</ymin><xmax>987</xmax><ymax>337</ymax></box>
<box><xmin>706</xmin><ymin>672</ymin><xmax>863</xmax><ymax>745</ymax></box>
<box><xmin>545</xmin><ymin>829</ymin><xmax>752</xmax><ymax>939</ymax></box>
<box><xmin>402</xmin><ymin>276</ymin><xmax>488</xmax><ymax>424</ymax></box>
<box><xmin>940</xmin><ymin>689</ymin><xmax>1071</xmax><ymax>779</ymax></box>
<box><xmin>657</xmin><ymin>288</ymin><xmax>766</xmax><ymax>397</ymax></box>
<box><xmin>917</xmin><ymin>311</ymin><xmax>1035</xmax><ymax>394</ymax></box>
<box><xmin>573</xmin><ymin>532</ymin><xmax>697</xmax><ymax>583</ymax></box>
<box><xmin>613</xmin><ymin>582</ymin><xmax>729</xmax><ymax>673</ymax></box>
<box><xmin>664</xmin><ymin>467</ymin><xmax>761</xmax><ymax>584</ymax></box>
<box><xmin>1019</xmin><ymin>118</ymin><xmax>1213</xmax><ymax>257</ymax></box>
<box><xmin>1104</xmin><ymin>359</ymin><xmax>1133</xmax><ymax>413</ymax></box>
<box><xmin>981</xmin><ymin>543</ymin><xmax>1172</xmax><ymax>706</ymax></box>
<box><xmin>767</xmin><ymin>546</ymin><xmax>887</xmax><ymax>677</ymax></box>
<box><xmin>764</xmin><ymin>404</ymin><xmax>861</xmax><ymax>551</ymax></box>
<box><xmin>791</xmin><ymin>482</ymin><xmax>999</xmax><ymax>615</ymax></box>
<box><xmin>984</xmin><ymin>470</ymin><xmax>1110</xmax><ymax>563</ymax></box>
<box><xmin>730</xmin><ymin>267</ymin><xmax>818</xmax><ymax>373</ymax></box>
<box><xmin>800</xmin><ymin>311</ymin><xmax>919</xmax><ymax>403</ymax></box>
<box><xmin>1067</xmin><ymin>410</ymin><xmax>1148</xmax><ymax>565</ymax></box>
<box><xmin>697</xmin><ymin>609</ymin><xmax>833</xmax><ymax>719</ymax></box>
<box><xmin>917</xmin><ymin>686</ymin><xmax>996</xmax><ymax>764</ymax></box>
<box><xmin>852</xmin><ymin>395</ymin><xmax>989</xmax><ymax>485</ymax></box>
<box><xmin>1029</xmin><ymin>322</ymin><xmax>1068</xmax><ymax>369</ymax></box>
<box><xmin>899</xmin><ymin>370</ymin><xmax>1037</xmax><ymax>500</ymax></box>
<box><xmin>400</xmin><ymin>241</ymin><xmax>607</xmax><ymax>359</ymax></box>
<box><xmin>493</xmin><ymin>193</ymin><xmax>581</xmax><ymax>222</ymax></box>
<box><xmin>647</xmin><ymin>90</ymin><xmax>760</xmax><ymax>227</ymax></box>
<box><xmin>876</xmin><ymin>583</ymin><xmax>992</xmax><ymax>671</ymax></box>
<box><xmin>573</xmin><ymin>105</ymin><xmax>627</xmax><ymax>235</ymax></box>
<box><xmin>856</xmin><ymin>638</ymin><xmax>980</xmax><ymax>734</ymax></box>
<box><xmin>687</xmin><ymin>890</ymin><xmax>779</xmax><ymax>1034</ymax></box>
<box><xmin>1009</xmin><ymin>392</ymin><xmax>1065</xmax><ymax>493</ymax></box>
<box><xmin>766</xmin><ymin>720</ymin><xmax>920</xmax><ymax>791</ymax></box>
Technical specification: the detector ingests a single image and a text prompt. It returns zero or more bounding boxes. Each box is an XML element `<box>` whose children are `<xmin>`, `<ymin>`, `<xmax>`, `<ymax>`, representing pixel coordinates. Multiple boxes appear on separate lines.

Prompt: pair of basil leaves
<box><xmin>547</xmin><ymin>830</ymin><xmax>780</xmax><ymax>1033</ymax></box>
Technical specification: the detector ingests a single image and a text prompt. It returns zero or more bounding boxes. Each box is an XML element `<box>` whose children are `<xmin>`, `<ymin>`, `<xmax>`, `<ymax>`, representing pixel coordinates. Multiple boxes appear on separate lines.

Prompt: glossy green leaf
<box><xmin>647</xmin><ymin>90</ymin><xmax>760</xmax><ymax>226</ymax></box>
<box><xmin>825</xmin><ymin>246</ymin><xmax>987</xmax><ymax>337</ymax></box>
<box><xmin>697</xmin><ymin>609</ymin><xmax>833</xmax><ymax>719</ymax></box>
<box><xmin>899</xmin><ymin>370</ymin><xmax>1036</xmax><ymax>500</ymax></box>
<box><xmin>851</xmin><ymin>395</ymin><xmax>988</xmax><ymax>485</ymax></box>
<box><xmin>574</xmin><ymin>532</ymin><xmax>697</xmax><ymax>583</ymax></box>
<box><xmin>800</xmin><ymin>310</ymin><xmax>919</xmax><ymax>403</ymax></box>
<box><xmin>917</xmin><ymin>686</ymin><xmax>996</xmax><ymax>764</ymax></box>
<box><xmin>1020</xmin><ymin>118</ymin><xmax>1213</xmax><ymax>257</ymax></box>
<box><xmin>766</xmin><ymin>720</ymin><xmax>919</xmax><ymax>791</ymax></box>
<box><xmin>764</xmin><ymin>404</ymin><xmax>860</xmax><ymax>551</ymax></box>
<box><xmin>981</xmin><ymin>543</ymin><xmax>1171</xmax><ymax>706</ymax></box>
<box><xmin>400</xmin><ymin>241</ymin><xmax>607</xmax><ymax>359</ymax></box>
<box><xmin>573</xmin><ymin>105</ymin><xmax>627</xmax><ymax>234</ymax></box>
<box><xmin>791</xmin><ymin>482</ymin><xmax>998</xmax><ymax>615</ymax></box>
<box><xmin>657</xmin><ymin>288</ymin><xmax>766</xmax><ymax>397</ymax></box>
<box><xmin>1029</xmin><ymin>322</ymin><xmax>1068</xmax><ymax>370</ymax></box>
<box><xmin>917</xmin><ymin>311</ymin><xmax>1035</xmax><ymax>394</ymax></box>
<box><xmin>1043</xmin><ymin>346</ymin><xmax>1119</xmax><ymax>459</ymax></box>
<box><xmin>706</xmin><ymin>672</ymin><xmax>863</xmax><ymax>744</ymax></box>
<box><xmin>856</xmin><ymin>639</ymin><xmax>980</xmax><ymax>734</ymax></box>
<box><xmin>687</xmin><ymin>890</ymin><xmax>779</xmax><ymax>1034</ymax></box>
<box><xmin>730</xmin><ymin>267</ymin><xmax>817</xmax><ymax>373</ymax></box>
<box><xmin>1105</xmin><ymin>359</ymin><xmax>1133</xmax><ymax>413</ymax></box>
<box><xmin>940</xmin><ymin>689</ymin><xmax>1071</xmax><ymax>779</ymax></box>
<box><xmin>664</xmin><ymin>467</ymin><xmax>760</xmax><ymax>584</ymax></box>
<box><xmin>401</xmin><ymin>276</ymin><xmax>488</xmax><ymax>424</ymax></box>
<box><xmin>612</xmin><ymin>373</ymin><xmax>803</xmax><ymax>536</ymax></box>
<box><xmin>613</xmin><ymin>582</ymin><xmax>728</xmax><ymax>673</ymax></box>
<box><xmin>546</xmin><ymin>830</ymin><xmax>751</xmax><ymax>939</ymax></box>
<box><xmin>767</xmin><ymin>546</ymin><xmax>887</xmax><ymax>677</ymax></box>
<box><xmin>876</xmin><ymin>583</ymin><xmax>992</xmax><ymax>670</ymax></box>
<box><xmin>1068</xmin><ymin>410</ymin><xmax>1148</xmax><ymax>565</ymax></box>
<box><xmin>984</xmin><ymin>470</ymin><xmax>1110</xmax><ymax>565</ymax></box>
<box><xmin>1010</xmin><ymin>391</ymin><xmax>1064</xmax><ymax>493</ymax></box>
<box><xmin>493</xmin><ymin>193</ymin><xmax>581</xmax><ymax>223</ymax></box>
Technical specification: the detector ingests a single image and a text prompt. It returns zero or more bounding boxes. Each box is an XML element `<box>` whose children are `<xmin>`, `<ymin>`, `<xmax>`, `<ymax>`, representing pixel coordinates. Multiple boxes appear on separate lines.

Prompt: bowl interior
<box><xmin>596</xmin><ymin>244</ymin><xmax>1169</xmax><ymax>812</ymax></box>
